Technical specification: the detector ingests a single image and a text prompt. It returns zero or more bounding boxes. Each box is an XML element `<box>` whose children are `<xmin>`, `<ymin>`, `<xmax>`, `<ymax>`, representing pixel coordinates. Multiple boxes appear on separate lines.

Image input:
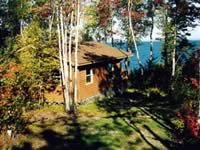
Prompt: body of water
<box><xmin>111</xmin><ymin>40</ymin><xmax>200</xmax><ymax>70</ymax></box>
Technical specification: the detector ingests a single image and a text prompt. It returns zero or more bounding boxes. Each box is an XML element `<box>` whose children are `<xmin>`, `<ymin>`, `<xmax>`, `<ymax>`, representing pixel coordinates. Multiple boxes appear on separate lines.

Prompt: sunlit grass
<box><xmin>78</xmin><ymin>102</ymin><xmax>108</xmax><ymax>117</ymax></box>
<box><xmin>128</xmin><ymin>87</ymin><xmax>167</xmax><ymax>97</ymax></box>
<box><xmin>10</xmin><ymin>93</ymin><xmax>177</xmax><ymax>150</ymax></box>
<box><xmin>24</xmin><ymin>104</ymin><xmax>65</xmax><ymax>119</ymax></box>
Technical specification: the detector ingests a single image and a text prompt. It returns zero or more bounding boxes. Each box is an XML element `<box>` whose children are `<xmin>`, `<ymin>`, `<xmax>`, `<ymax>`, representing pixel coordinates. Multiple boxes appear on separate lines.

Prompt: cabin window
<box><xmin>107</xmin><ymin>63</ymin><xmax>114</xmax><ymax>72</ymax></box>
<box><xmin>86</xmin><ymin>68</ymin><xmax>93</xmax><ymax>84</ymax></box>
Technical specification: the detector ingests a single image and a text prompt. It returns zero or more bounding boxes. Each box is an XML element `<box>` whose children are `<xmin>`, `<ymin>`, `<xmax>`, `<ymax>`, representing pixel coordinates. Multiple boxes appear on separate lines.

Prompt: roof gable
<box><xmin>72</xmin><ymin>42</ymin><xmax>131</xmax><ymax>66</ymax></box>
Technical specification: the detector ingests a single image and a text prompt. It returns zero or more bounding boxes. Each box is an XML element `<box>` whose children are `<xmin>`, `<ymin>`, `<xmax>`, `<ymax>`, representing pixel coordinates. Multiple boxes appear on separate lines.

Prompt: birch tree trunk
<box><xmin>20</xmin><ymin>2</ymin><xmax>23</xmax><ymax>36</ymax></box>
<box><xmin>68</xmin><ymin>11</ymin><xmax>74</xmax><ymax>110</ymax></box>
<box><xmin>164</xmin><ymin>9</ymin><xmax>169</xmax><ymax>68</ymax></box>
<box><xmin>49</xmin><ymin>11</ymin><xmax>55</xmax><ymax>40</ymax></box>
<box><xmin>172</xmin><ymin>28</ymin><xmax>176</xmax><ymax>77</ymax></box>
<box><xmin>57</xmin><ymin>4</ymin><xmax>70</xmax><ymax>111</ymax></box>
<box><xmin>62</xmin><ymin>4</ymin><xmax>72</xmax><ymax>111</ymax></box>
<box><xmin>20</xmin><ymin>19</ymin><xmax>23</xmax><ymax>37</ymax></box>
<box><xmin>149</xmin><ymin>18</ymin><xmax>153</xmax><ymax>67</ymax></box>
<box><xmin>128</xmin><ymin>0</ymin><xmax>143</xmax><ymax>75</ymax></box>
<box><xmin>111</xmin><ymin>18</ymin><xmax>114</xmax><ymax>47</ymax></box>
<box><xmin>110</xmin><ymin>3</ymin><xmax>114</xmax><ymax>47</ymax></box>
<box><xmin>172</xmin><ymin>9</ymin><xmax>177</xmax><ymax>77</ymax></box>
<box><xmin>149</xmin><ymin>3</ymin><xmax>155</xmax><ymax>66</ymax></box>
<box><xmin>74</xmin><ymin>0</ymin><xmax>80</xmax><ymax>109</ymax></box>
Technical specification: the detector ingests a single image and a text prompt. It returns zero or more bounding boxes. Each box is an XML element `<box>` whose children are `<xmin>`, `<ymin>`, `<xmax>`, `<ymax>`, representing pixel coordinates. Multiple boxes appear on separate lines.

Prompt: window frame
<box><xmin>85</xmin><ymin>68</ymin><xmax>93</xmax><ymax>84</ymax></box>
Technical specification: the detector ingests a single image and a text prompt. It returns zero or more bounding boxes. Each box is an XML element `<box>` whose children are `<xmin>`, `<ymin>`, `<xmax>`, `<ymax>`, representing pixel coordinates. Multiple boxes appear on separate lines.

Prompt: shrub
<box><xmin>129</xmin><ymin>64</ymin><xmax>171</xmax><ymax>91</ymax></box>
<box><xmin>172</xmin><ymin>78</ymin><xmax>199</xmax><ymax>105</ymax></box>
<box><xmin>172</xmin><ymin>49</ymin><xmax>199</xmax><ymax>105</ymax></box>
<box><xmin>0</xmin><ymin>96</ymin><xmax>27</xmax><ymax>133</ymax></box>
<box><xmin>177</xmin><ymin>106</ymin><xmax>200</xmax><ymax>144</ymax></box>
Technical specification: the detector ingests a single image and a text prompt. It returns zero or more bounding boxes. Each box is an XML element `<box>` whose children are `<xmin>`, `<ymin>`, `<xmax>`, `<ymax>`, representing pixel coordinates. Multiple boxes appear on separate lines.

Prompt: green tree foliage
<box><xmin>83</xmin><ymin>3</ymin><xmax>99</xmax><ymax>41</ymax></box>
<box><xmin>0</xmin><ymin>0</ymin><xmax>20</xmax><ymax>47</ymax></box>
<box><xmin>15</xmin><ymin>21</ymin><xmax>59</xmax><ymax>101</ymax></box>
<box><xmin>83</xmin><ymin>0</ymin><xmax>115</xmax><ymax>42</ymax></box>
<box><xmin>172</xmin><ymin>49</ymin><xmax>199</xmax><ymax>108</ymax></box>
<box><xmin>157</xmin><ymin>0</ymin><xmax>200</xmax><ymax>69</ymax></box>
<box><xmin>0</xmin><ymin>20</ymin><xmax>59</xmax><ymax>132</ymax></box>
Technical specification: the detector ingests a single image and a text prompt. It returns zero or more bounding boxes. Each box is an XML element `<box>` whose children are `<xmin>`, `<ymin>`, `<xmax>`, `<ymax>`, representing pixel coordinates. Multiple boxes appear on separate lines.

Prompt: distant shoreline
<box><xmin>141</xmin><ymin>39</ymin><xmax>200</xmax><ymax>42</ymax></box>
<box><xmin>110</xmin><ymin>40</ymin><xmax>200</xmax><ymax>70</ymax></box>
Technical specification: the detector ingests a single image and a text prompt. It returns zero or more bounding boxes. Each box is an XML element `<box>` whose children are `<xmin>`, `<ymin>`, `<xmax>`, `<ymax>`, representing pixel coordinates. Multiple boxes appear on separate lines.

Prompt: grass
<box><xmin>4</xmin><ymin>88</ymin><xmax>181</xmax><ymax>150</ymax></box>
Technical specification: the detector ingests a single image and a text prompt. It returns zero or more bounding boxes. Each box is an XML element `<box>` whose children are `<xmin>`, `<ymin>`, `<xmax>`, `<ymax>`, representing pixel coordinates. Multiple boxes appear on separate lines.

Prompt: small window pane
<box><xmin>86</xmin><ymin>76</ymin><xmax>91</xmax><ymax>83</ymax></box>
<box><xmin>86</xmin><ymin>68</ymin><xmax>93</xmax><ymax>84</ymax></box>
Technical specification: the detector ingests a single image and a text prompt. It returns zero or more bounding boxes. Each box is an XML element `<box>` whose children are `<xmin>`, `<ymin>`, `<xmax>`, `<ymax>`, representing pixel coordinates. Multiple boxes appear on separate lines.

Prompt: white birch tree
<box><xmin>128</xmin><ymin>0</ymin><xmax>144</xmax><ymax>75</ymax></box>
<box><xmin>147</xmin><ymin>0</ymin><xmax>155</xmax><ymax>65</ymax></box>
<box><xmin>74</xmin><ymin>0</ymin><xmax>80</xmax><ymax>107</ymax></box>
<box><xmin>172</xmin><ymin>25</ymin><xmax>176</xmax><ymax>77</ymax></box>
<box><xmin>56</xmin><ymin>1</ymin><xmax>70</xmax><ymax>111</ymax></box>
<box><xmin>68</xmin><ymin>10</ymin><xmax>74</xmax><ymax>110</ymax></box>
<box><xmin>56</xmin><ymin>0</ymin><xmax>80</xmax><ymax>112</ymax></box>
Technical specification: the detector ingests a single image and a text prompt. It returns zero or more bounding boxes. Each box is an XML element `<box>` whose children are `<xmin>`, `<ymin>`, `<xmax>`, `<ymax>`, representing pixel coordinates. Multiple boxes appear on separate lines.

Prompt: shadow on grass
<box><xmin>12</xmin><ymin>89</ymin><xmax>184</xmax><ymax>150</ymax></box>
<box><xmin>12</xmin><ymin>112</ymin><xmax>110</xmax><ymax>150</ymax></box>
<box><xmin>96</xmin><ymin>90</ymin><xmax>181</xmax><ymax>150</ymax></box>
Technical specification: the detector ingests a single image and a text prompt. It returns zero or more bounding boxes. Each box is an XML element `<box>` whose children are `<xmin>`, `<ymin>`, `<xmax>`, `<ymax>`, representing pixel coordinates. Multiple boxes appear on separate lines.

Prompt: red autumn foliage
<box><xmin>177</xmin><ymin>107</ymin><xmax>200</xmax><ymax>139</ymax></box>
<box><xmin>189</xmin><ymin>77</ymin><xmax>200</xmax><ymax>89</ymax></box>
<box><xmin>0</xmin><ymin>63</ymin><xmax>20</xmax><ymax>104</ymax></box>
<box><xmin>97</xmin><ymin>0</ymin><xmax>112</xmax><ymax>27</ymax></box>
<box><xmin>183</xmin><ymin>49</ymin><xmax>200</xmax><ymax>89</ymax></box>
<box><xmin>97</xmin><ymin>0</ymin><xmax>145</xmax><ymax>27</ymax></box>
<box><xmin>4</xmin><ymin>63</ymin><xmax>20</xmax><ymax>79</ymax></box>
<box><xmin>155</xmin><ymin>0</ymin><xmax>164</xmax><ymax>4</ymax></box>
<box><xmin>122</xmin><ymin>11</ymin><xmax>145</xmax><ymax>21</ymax></box>
<box><xmin>32</xmin><ymin>4</ymin><xmax>52</xmax><ymax>18</ymax></box>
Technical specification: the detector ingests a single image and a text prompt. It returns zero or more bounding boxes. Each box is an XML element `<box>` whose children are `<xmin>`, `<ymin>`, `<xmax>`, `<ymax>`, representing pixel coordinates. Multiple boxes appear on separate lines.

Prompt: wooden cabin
<box><xmin>46</xmin><ymin>42</ymin><xmax>131</xmax><ymax>103</ymax></box>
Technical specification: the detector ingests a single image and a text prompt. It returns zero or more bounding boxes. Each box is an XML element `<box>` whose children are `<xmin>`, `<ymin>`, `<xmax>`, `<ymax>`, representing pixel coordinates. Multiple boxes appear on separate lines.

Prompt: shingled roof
<box><xmin>72</xmin><ymin>42</ymin><xmax>131</xmax><ymax>66</ymax></box>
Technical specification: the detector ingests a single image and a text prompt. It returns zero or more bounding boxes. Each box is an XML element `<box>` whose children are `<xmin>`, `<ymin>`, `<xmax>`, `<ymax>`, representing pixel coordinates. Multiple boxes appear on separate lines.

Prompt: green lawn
<box><xmin>5</xmin><ymin>88</ymin><xmax>181</xmax><ymax>150</ymax></box>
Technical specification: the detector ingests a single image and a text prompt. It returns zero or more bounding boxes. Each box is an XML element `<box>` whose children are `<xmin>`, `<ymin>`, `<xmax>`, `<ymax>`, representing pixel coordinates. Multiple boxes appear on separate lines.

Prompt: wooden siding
<box><xmin>77</xmin><ymin>64</ymin><xmax>109</xmax><ymax>102</ymax></box>
<box><xmin>45</xmin><ymin>60</ymin><xmax>122</xmax><ymax>103</ymax></box>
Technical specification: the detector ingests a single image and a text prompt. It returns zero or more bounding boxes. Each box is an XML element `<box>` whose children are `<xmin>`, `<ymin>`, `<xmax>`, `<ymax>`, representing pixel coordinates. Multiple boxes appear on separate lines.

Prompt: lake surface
<box><xmin>111</xmin><ymin>40</ymin><xmax>200</xmax><ymax>70</ymax></box>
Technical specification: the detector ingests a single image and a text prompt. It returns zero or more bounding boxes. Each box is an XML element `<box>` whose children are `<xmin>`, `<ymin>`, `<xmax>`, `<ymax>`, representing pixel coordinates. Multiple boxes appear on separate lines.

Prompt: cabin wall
<box><xmin>77</xmin><ymin>61</ymin><xmax>121</xmax><ymax>103</ymax></box>
<box><xmin>45</xmin><ymin>60</ymin><xmax>122</xmax><ymax>103</ymax></box>
<box><xmin>77</xmin><ymin>63</ymin><xmax>108</xmax><ymax>103</ymax></box>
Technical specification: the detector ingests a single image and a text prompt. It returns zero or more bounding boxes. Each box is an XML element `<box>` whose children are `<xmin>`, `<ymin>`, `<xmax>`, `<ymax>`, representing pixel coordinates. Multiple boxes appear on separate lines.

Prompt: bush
<box><xmin>0</xmin><ymin>66</ymin><xmax>38</xmax><ymax>134</ymax></box>
<box><xmin>171</xmin><ymin>48</ymin><xmax>199</xmax><ymax>105</ymax></box>
<box><xmin>172</xmin><ymin>78</ymin><xmax>199</xmax><ymax>105</ymax></box>
<box><xmin>177</xmin><ymin>106</ymin><xmax>200</xmax><ymax>144</ymax></box>
<box><xmin>0</xmin><ymin>96</ymin><xmax>27</xmax><ymax>133</ymax></box>
<box><xmin>129</xmin><ymin>64</ymin><xmax>171</xmax><ymax>91</ymax></box>
<box><xmin>183</xmin><ymin>49</ymin><xmax>200</xmax><ymax>79</ymax></box>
